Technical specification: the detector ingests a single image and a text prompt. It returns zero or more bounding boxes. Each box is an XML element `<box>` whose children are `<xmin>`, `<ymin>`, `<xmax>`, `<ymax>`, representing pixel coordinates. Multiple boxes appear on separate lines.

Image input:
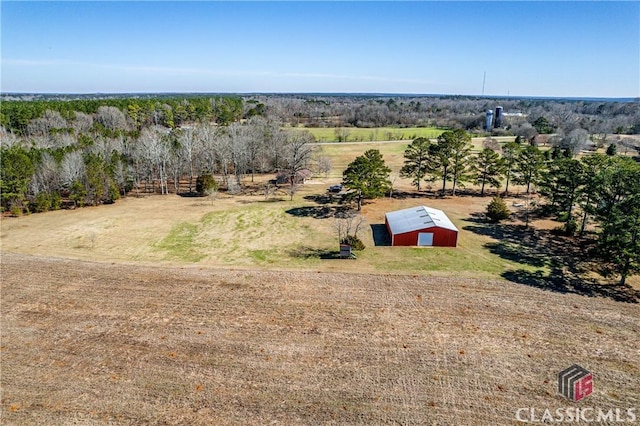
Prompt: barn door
<box><xmin>417</xmin><ymin>232</ymin><xmax>434</xmax><ymax>246</ymax></box>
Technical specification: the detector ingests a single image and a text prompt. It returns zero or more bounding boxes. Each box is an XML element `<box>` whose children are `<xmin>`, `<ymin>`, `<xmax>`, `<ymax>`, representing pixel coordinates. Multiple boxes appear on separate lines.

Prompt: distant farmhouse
<box><xmin>385</xmin><ymin>206</ymin><xmax>459</xmax><ymax>247</ymax></box>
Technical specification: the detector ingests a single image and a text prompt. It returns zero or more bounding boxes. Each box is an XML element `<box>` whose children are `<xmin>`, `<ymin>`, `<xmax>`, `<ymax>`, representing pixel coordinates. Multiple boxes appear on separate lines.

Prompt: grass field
<box><xmin>0</xmin><ymin>184</ymin><xmax>545</xmax><ymax>278</ymax></box>
<box><xmin>2</xmin><ymin>139</ymin><xmax>639</xmax><ymax>425</ymax></box>
<box><xmin>289</xmin><ymin>126</ymin><xmax>445</xmax><ymax>142</ymax></box>
<box><xmin>314</xmin><ymin>137</ymin><xmax>515</xmax><ymax>178</ymax></box>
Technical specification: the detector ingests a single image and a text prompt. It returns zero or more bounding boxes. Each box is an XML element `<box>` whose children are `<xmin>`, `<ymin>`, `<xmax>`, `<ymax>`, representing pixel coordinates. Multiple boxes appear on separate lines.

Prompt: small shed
<box><xmin>385</xmin><ymin>206</ymin><xmax>459</xmax><ymax>247</ymax></box>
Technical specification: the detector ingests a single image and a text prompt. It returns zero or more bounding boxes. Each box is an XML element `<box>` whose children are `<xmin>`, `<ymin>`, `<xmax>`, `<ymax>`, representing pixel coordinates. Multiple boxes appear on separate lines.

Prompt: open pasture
<box><xmin>290</xmin><ymin>126</ymin><xmax>444</xmax><ymax>142</ymax></box>
<box><xmin>313</xmin><ymin>136</ymin><xmax>515</xmax><ymax>178</ymax></box>
<box><xmin>0</xmin><ymin>185</ymin><xmax>527</xmax><ymax>278</ymax></box>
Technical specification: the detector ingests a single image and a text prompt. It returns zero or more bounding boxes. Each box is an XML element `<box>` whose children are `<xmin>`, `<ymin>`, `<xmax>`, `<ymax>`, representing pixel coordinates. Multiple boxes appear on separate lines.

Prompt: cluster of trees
<box><xmin>398</xmin><ymin>130</ymin><xmax>546</xmax><ymax>197</ymax></box>
<box><xmin>340</xmin><ymin>131</ymin><xmax>640</xmax><ymax>285</ymax></box>
<box><xmin>0</xmin><ymin>95</ymin><xmax>262</xmax><ymax>135</ymax></box>
<box><xmin>0</xmin><ymin>114</ymin><xmax>319</xmax><ymax>215</ymax></box>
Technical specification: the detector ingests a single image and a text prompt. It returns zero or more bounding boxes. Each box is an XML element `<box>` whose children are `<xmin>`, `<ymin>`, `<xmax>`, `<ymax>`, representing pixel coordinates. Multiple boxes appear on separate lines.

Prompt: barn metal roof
<box><xmin>385</xmin><ymin>206</ymin><xmax>459</xmax><ymax>235</ymax></box>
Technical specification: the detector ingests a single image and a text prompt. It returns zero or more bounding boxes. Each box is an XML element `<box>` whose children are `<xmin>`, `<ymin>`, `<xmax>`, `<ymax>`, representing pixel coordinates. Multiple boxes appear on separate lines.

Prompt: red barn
<box><xmin>385</xmin><ymin>206</ymin><xmax>459</xmax><ymax>247</ymax></box>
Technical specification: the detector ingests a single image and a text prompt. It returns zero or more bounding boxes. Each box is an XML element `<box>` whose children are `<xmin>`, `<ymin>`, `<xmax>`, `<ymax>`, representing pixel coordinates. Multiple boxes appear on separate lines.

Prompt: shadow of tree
<box><xmin>463</xmin><ymin>216</ymin><xmax>640</xmax><ymax>304</ymax></box>
<box><xmin>177</xmin><ymin>191</ymin><xmax>203</xmax><ymax>198</ymax></box>
<box><xmin>286</xmin><ymin>195</ymin><xmax>354</xmax><ymax>219</ymax></box>
<box><xmin>304</xmin><ymin>194</ymin><xmax>337</xmax><ymax>205</ymax></box>
<box><xmin>370</xmin><ymin>224</ymin><xmax>391</xmax><ymax>246</ymax></box>
<box><xmin>285</xmin><ymin>205</ymin><xmax>352</xmax><ymax>219</ymax></box>
<box><xmin>287</xmin><ymin>246</ymin><xmax>341</xmax><ymax>260</ymax></box>
<box><xmin>485</xmin><ymin>242</ymin><xmax>548</xmax><ymax>268</ymax></box>
<box><xmin>503</xmin><ymin>268</ymin><xmax>640</xmax><ymax>304</ymax></box>
<box><xmin>286</xmin><ymin>206</ymin><xmax>333</xmax><ymax>219</ymax></box>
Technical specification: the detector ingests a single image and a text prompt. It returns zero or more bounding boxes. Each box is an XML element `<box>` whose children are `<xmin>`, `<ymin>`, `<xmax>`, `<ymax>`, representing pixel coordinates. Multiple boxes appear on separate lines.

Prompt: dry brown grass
<box><xmin>2</xmin><ymin>253</ymin><xmax>639</xmax><ymax>425</ymax></box>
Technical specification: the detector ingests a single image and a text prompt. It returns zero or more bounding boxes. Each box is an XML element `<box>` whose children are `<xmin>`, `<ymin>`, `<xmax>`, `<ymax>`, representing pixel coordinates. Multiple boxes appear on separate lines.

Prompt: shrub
<box><xmin>32</xmin><ymin>192</ymin><xmax>52</xmax><ymax>212</ymax></box>
<box><xmin>486</xmin><ymin>196</ymin><xmax>510</xmax><ymax>223</ymax></box>
<box><xmin>69</xmin><ymin>180</ymin><xmax>86</xmax><ymax>207</ymax></box>
<box><xmin>552</xmin><ymin>218</ymin><xmax>579</xmax><ymax>236</ymax></box>
<box><xmin>107</xmin><ymin>182</ymin><xmax>120</xmax><ymax>203</ymax></box>
<box><xmin>196</xmin><ymin>172</ymin><xmax>217</xmax><ymax>196</ymax></box>
<box><xmin>341</xmin><ymin>234</ymin><xmax>365</xmax><ymax>251</ymax></box>
<box><xmin>9</xmin><ymin>202</ymin><xmax>24</xmax><ymax>217</ymax></box>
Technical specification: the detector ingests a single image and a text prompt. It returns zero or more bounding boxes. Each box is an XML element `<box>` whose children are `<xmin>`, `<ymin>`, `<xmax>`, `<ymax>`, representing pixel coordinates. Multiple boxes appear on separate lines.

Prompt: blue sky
<box><xmin>1</xmin><ymin>1</ymin><xmax>638</xmax><ymax>97</ymax></box>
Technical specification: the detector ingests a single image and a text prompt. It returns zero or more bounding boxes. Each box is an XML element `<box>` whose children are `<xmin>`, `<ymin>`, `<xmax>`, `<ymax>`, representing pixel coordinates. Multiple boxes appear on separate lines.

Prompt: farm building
<box><xmin>385</xmin><ymin>206</ymin><xmax>459</xmax><ymax>247</ymax></box>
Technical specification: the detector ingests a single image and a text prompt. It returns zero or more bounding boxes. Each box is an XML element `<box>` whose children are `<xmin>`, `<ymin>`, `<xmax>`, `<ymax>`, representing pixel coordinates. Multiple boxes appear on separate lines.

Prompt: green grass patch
<box><xmin>156</xmin><ymin>222</ymin><xmax>206</xmax><ymax>262</ymax></box>
<box><xmin>248</xmin><ymin>249</ymin><xmax>279</xmax><ymax>264</ymax></box>
<box><xmin>288</xmin><ymin>126</ymin><xmax>445</xmax><ymax>143</ymax></box>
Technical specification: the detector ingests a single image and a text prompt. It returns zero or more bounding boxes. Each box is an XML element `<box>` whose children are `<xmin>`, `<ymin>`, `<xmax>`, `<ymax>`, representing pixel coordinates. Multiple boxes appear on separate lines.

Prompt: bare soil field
<box><xmin>2</xmin><ymin>252</ymin><xmax>639</xmax><ymax>425</ymax></box>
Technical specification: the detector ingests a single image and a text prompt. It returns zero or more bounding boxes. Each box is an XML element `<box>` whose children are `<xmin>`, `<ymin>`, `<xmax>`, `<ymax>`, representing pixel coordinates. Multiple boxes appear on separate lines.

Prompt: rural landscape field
<box><xmin>2</xmin><ymin>131</ymin><xmax>639</xmax><ymax>425</ymax></box>
<box><xmin>3</xmin><ymin>0</ymin><xmax>639</xmax><ymax>423</ymax></box>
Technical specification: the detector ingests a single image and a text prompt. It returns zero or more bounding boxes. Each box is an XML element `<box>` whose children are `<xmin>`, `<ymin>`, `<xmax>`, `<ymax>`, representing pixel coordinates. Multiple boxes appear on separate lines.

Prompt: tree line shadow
<box><xmin>463</xmin><ymin>217</ymin><xmax>640</xmax><ymax>304</ymax></box>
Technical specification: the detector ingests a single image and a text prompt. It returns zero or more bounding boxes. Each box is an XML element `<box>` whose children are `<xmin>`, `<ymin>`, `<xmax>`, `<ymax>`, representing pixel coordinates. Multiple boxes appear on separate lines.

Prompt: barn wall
<box><xmin>432</xmin><ymin>228</ymin><xmax>458</xmax><ymax>247</ymax></box>
<box><xmin>392</xmin><ymin>231</ymin><xmax>418</xmax><ymax>246</ymax></box>
<box><xmin>385</xmin><ymin>218</ymin><xmax>394</xmax><ymax>245</ymax></box>
<box><xmin>391</xmin><ymin>226</ymin><xmax>458</xmax><ymax>247</ymax></box>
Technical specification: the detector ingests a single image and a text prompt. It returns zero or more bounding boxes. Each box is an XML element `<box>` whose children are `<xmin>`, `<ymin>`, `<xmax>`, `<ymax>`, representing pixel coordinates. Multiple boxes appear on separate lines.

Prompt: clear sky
<box><xmin>1</xmin><ymin>1</ymin><xmax>638</xmax><ymax>97</ymax></box>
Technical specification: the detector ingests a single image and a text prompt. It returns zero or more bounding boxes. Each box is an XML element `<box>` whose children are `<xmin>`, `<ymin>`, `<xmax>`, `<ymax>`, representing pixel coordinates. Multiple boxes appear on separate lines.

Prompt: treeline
<box><xmin>2</xmin><ymin>94</ymin><xmax>639</xmax><ymax>138</ymax></box>
<box><xmin>0</xmin><ymin>116</ymin><xmax>317</xmax><ymax>215</ymax></box>
<box><xmin>267</xmin><ymin>95</ymin><xmax>640</xmax><ymax>137</ymax></box>
<box><xmin>0</xmin><ymin>95</ymin><xmax>265</xmax><ymax>135</ymax></box>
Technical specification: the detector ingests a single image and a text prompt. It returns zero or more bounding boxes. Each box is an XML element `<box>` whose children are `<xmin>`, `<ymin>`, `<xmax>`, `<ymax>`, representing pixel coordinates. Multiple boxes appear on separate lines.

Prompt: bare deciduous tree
<box><xmin>96</xmin><ymin>106</ymin><xmax>129</xmax><ymax>131</ymax></box>
<box><xmin>335</xmin><ymin>213</ymin><xmax>365</xmax><ymax>242</ymax></box>
<box><xmin>139</xmin><ymin>126</ymin><xmax>171</xmax><ymax>194</ymax></box>
<box><xmin>314</xmin><ymin>155</ymin><xmax>333</xmax><ymax>178</ymax></box>
<box><xmin>60</xmin><ymin>150</ymin><xmax>86</xmax><ymax>188</ymax></box>
<box><xmin>284</xmin><ymin>130</ymin><xmax>314</xmax><ymax>185</ymax></box>
<box><xmin>177</xmin><ymin>127</ymin><xmax>199</xmax><ymax>192</ymax></box>
<box><xmin>29</xmin><ymin>152</ymin><xmax>60</xmax><ymax>196</ymax></box>
<box><xmin>0</xmin><ymin>126</ymin><xmax>19</xmax><ymax>148</ymax></box>
<box><xmin>557</xmin><ymin>128</ymin><xmax>590</xmax><ymax>156</ymax></box>
<box><xmin>27</xmin><ymin>110</ymin><xmax>68</xmax><ymax>136</ymax></box>
<box><xmin>72</xmin><ymin>112</ymin><xmax>94</xmax><ymax>134</ymax></box>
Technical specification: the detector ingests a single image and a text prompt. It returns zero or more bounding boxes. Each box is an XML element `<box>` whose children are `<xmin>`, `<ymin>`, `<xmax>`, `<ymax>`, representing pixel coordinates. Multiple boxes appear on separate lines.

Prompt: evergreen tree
<box><xmin>486</xmin><ymin>196</ymin><xmax>511</xmax><ymax>223</ymax></box>
<box><xmin>597</xmin><ymin>189</ymin><xmax>640</xmax><ymax>285</ymax></box>
<box><xmin>342</xmin><ymin>149</ymin><xmax>391</xmax><ymax>211</ymax></box>
<box><xmin>399</xmin><ymin>137</ymin><xmax>433</xmax><ymax>191</ymax></box>
<box><xmin>501</xmin><ymin>141</ymin><xmax>521</xmax><ymax>196</ymax></box>
<box><xmin>430</xmin><ymin>129</ymin><xmax>473</xmax><ymax>196</ymax></box>
<box><xmin>473</xmin><ymin>148</ymin><xmax>506</xmax><ymax>196</ymax></box>
<box><xmin>539</xmin><ymin>157</ymin><xmax>585</xmax><ymax>219</ymax></box>
<box><xmin>576</xmin><ymin>154</ymin><xmax>610</xmax><ymax>234</ymax></box>
<box><xmin>0</xmin><ymin>145</ymin><xmax>35</xmax><ymax>213</ymax></box>
<box><xmin>514</xmin><ymin>145</ymin><xmax>545</xmax><ymax>194</ymax></box>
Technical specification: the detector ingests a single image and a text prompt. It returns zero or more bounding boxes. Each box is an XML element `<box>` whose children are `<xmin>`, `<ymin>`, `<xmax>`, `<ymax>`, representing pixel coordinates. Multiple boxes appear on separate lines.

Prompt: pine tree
<box><xmin>342</xmin><ymin>149</ymin><xmax>391</xmax><ymax>211</ymax></box>
<box><xmin>486</xmin><ymin>196</ymin><xmax>511</xmax><ymax>223</ymax></box>
<box><xmin>430</xmin><ymin>129</ymin><xmax>473</xmax><ymax>196</ymax></box>
<box><xmin>473</xmin><ymin>148</ymin><xmax>506</xmax><ymax>196</ymax></box>
<box><xmin>400</xmin><ymin>137</ymin><xmax>433</xmax><ymax>191</ymax></box>
<box><xmin>514</xmin><ymin>145</ymin><xmax>545</xmax><ymax>194</ymax></box>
